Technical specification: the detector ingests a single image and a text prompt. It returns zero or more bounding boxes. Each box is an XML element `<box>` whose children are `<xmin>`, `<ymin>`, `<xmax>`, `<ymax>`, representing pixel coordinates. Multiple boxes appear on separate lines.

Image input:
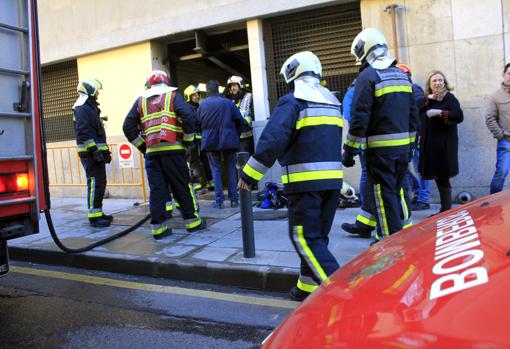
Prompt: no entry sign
<box><xmin>118</xmin><ymin>143</ymin><xmax>134</xmax><ymax>168</ymax></box>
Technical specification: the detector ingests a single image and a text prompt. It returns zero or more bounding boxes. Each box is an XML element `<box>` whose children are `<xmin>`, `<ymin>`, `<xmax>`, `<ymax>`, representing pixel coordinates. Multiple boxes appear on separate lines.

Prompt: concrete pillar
<box><xmin>247</xmin><ymin>19</ymin><xmax>271</xmax><ymax>121</ymax></box>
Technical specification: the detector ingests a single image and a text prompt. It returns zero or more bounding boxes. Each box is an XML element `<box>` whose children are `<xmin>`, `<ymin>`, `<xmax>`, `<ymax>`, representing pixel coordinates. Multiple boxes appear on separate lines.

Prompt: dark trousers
<box><xmin>80</xmin><ymin>157</ymin><xmax>106</xmax><ymax>219</ymax></box>
<box><xmin>145</xmin><ymin>153</ymin><xmax>201</xmax><ymax>230</ymax></box>
<box><xmin>288</xmin><ymin>190</ymin><xmax>340</xmax><ymax>292</ymax></box>
<box><xmin>239</xmin><ymin>137</ymin><xmax>254</xmax><ymax>155</ymax></box>
<box><xmin>365</xmin><ymin>151</ymin><xmax>409</xmax><ymax>240</ymax></box>
<box><xmin>187</xmin><ymin>143</ymin><xmax>212</xmax><ymax>184</ymax></box>
<box><xmin>207</xmin><ymin>150</ymin><xmax>238</xmax><ymax>204</ymax></box>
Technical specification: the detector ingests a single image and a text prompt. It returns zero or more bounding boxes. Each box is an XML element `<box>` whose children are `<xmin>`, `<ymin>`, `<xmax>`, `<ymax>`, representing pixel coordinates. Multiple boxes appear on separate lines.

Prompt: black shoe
<box><xmin>153</xmin><ymin>227</ymin><xmax>172</xmax><ymax>240</ymax></box>
<box><xmin>341</xmin><ymin>223</ymin><xmax>372</xmax><ymax>238</ymax></box>
<box><xmin>212</xmin><ymin>202</ymin><xmax>224</xmax><ymax>209</ymax></box>
<box><xmin>89</xmin><ymin>217</ymin><xmax>111</xmax><ymax>228</ymax></box>
<box><xmin>289</xmin><ymin>286</ymin><xmax>311</xmax><ymax>301</ymax></box>
<box><xmin>411</xmin><ymin>201</ymin><xmax>430</xmax><ymax>211</ymax></box>
<box><xmin>231</xmin><ymin>201</ymin><xmax>239</xmax><ymax>208</ymax></box>
<box><xmin>103</xmin><ymin>214</ymin><xmax>114</xmax><ymax>222</ymax></box>
<box><xmin>187</xmin><ymin>219</ymin><xmax>207</xmax><ymax>232</ymax></box>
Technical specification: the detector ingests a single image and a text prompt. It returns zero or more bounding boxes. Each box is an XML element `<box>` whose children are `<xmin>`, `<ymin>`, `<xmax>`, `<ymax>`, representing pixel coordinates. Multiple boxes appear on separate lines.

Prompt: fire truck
<box><xmin>0</xmin><ymin>0</ymin><xmax>49</xmax><ymax>276</ymax></box>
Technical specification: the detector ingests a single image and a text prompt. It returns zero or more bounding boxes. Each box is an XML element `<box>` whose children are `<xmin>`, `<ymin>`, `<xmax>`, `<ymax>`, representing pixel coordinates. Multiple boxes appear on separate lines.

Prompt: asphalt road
<box><xmin>0</xmin><ymin>262</ymin><xmax>298</xmax><ymax>349</ymax></box>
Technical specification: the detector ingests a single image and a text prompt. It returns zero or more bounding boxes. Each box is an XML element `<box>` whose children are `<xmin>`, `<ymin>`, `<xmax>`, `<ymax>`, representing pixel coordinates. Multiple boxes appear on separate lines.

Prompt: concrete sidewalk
<box><xmin>9</xmin><ymin>197</ymin><xmax>440</xmax><ymax>291</ymax></box>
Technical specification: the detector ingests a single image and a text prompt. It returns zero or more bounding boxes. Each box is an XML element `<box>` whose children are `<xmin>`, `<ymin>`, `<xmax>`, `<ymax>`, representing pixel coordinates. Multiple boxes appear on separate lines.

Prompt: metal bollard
<box><xmin>236</xmin><ymin>152</ymin><xmax>256</xmax><ymax>258</ymax></box>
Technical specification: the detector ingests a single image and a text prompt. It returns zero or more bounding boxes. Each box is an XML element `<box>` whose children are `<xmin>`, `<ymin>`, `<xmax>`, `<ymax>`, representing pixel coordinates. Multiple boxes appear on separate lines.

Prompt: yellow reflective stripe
<box><xmin>403</xmin><ymin>221</ymin><xmax>413</xmax><ymax>229</ymax></box>
<box><xmin>88</xmin><ymin>211</ymin><xmax>104</xmax><ymax>218</ymax></box>
<box><xmin>375</xmin><ymin>184</ymin><xmax>390</xmax><ymax>237</ymax></box>
<box><xmin>85</xmin><ymin>141</ymin><xmax>97</xmax><ymax>149</ymax></box>
<box><xmin>344</xmin><ymin>139</ymin><xmax>360</xmax><ymax>148</ymax></box>
<box><xmin>195</xmin><ymin>134</ymin><xmax>202</xmax><ymax>139</ymax></box>
<box><xmin>152</xmin><ymin>226</ymin><xmax>168</xmax><ymax>236</ymax></box>
<box><xmin>400</xmin><ymin>188</ymin><xmax>409</xmax><ymax>221</ymax></box>
<box><xmin>145</xmin><ymin>124</ymin><xmax>183</xmax><ymax>135</ymax></box>
<box><xmin>244</xmin><ymin>116</ymin><xmax>252</xmax><ymax>125</ymax></box>
<box><xmin>242</xmin><ymin>164</ymin><xmax>264</xmax><ymax>181</ymax></box>
<box><xmin>141</xmin><ymin>112</ymin><xmax>177</xmax><ymax>123</ymax></box>
<box><xmin>142</xmin><ymin>97</ymin><xmax>147</xmax><ymax>117</ymax></box>
<box><xmin>166</xmin><ymin>205</ymin><xmax>173</xmax><ymax>212</ymax></box>
<box><xmin>77</xmin><ymin>146</ymin><xmax>87</xmax><ymax>152</ymax></box>
<box><xmin>183</xmin><ymin>134</ymin><xmax>195</xmax><ymax>142</ymax></box>
<box><xmin>188</xmin><ymin>183</ymin><xmax>198</xmax><ymax>212</ymax></box>
<box><xmin>146</xmin><ymin>145</ymin><xmax>185</xmax><ymax>153</ymax></box>
<box><xmin>356</xmin><ymin>214</ymin><xmax>377</xmax><ymax>227</ymax></box>
<box><xmin>295</xmin><ymin>116</ymin><xmax>343</xmax><ymax>130</ymax></box>
<box><xmin>98</xmin><ymin>146</ymin><xmax>109</xmax><ymax>151</ymax></box>
<box><xmin>297</xmin><ymin>280</ymin><xmax>318</xmax><ymax>293</ymax></box>
<box><xmin>240</xmin><ymin>131</ymin><xmax>253</xmax><ymax>139</ymax></box>
<box><xmin>89</xmin><ymin>177</ymin><xmax>95</xmax><ymax>210</ymax></box>
<box><xmin>296</xmin><ymin>226</ymin><xmax>329</xmax><ymax>282</ymax></box>
<box><xmin>165</xmin><ymin>91</ymin><xmax>172</xmax><ymax>111</ymax></box>
<box><xmin>185</xmin><ymin>219</ymin><xmax>202</xmax><ymax>229</ymax></box>
<box><xmin>133</xmin><ymin>139</ymin><xmax>145</xmax><ymax>147</ymax></box>
<box><xmin>281</xmin><ymin>170</ymin><xmax>343</xmax><ymax>184</ymax></box>
<box><xmin>374</xmin><ymin>85</ymin><xmax>412</xmax><ymax>97</ymax></box>
<box><xmin>367</xmin><ymin>138</ymin><xmax>412</xmax><ymax>148</ymax></box>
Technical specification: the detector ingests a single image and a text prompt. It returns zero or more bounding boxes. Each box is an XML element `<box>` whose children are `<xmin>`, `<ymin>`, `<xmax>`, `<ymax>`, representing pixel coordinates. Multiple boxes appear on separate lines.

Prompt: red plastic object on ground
<box><xmin>263</xmin><ymin>191</ymin><xmax>510</xmax><ymax>349</ymax></box>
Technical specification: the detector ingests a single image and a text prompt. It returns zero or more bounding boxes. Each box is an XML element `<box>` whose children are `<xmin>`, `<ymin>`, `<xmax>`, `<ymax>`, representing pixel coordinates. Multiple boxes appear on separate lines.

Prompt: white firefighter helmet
<box><xmin>77</xmin><ymin>79</ymin><xmax>102</xmax><ymax>97</ymax></box>
<box><xmin>227</xmin><ymin>76</ymin><xmax>243</xmax><ymax>89</ymax></box>
<box><xmin>183</xmin><ymin>84</ymin><xmax>200</xmax><ymax>102</ymax></box>
<box><xmin>280</xmin><ymin>51</ymin><xmax>322</xmax><ymax>84</ymax></box>
<box><xmin>351</xmin><ymin>28</ymin><xmax>393</xmax><ymax>69</ymax></box>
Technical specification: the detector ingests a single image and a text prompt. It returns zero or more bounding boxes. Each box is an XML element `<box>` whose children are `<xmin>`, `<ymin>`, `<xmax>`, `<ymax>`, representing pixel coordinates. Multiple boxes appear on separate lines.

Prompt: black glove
<box><xmin>92</xmin><ymin>150</ymin><xmax>106</xmax><ymax>163</ymax></box>
<box><xmin>342</xmin><ymin>151</ymin><xmax>355</xmax><ymax>168</ymax></box>
<box><xmin>138</xmin><ymin>143</ymin><xmax>147</xmax><ymax>155</ymax></box>
<box><xmin>104</xmin><ymin>151</ymin><xmax>112</xmax><ymax>164</ymax></box>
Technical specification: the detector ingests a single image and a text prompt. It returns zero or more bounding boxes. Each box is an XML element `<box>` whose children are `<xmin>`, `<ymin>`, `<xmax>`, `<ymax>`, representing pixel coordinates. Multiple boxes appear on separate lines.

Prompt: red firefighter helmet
<box><xmin>396</xmin><ymin>63</ymin><xmax>412</xmax><ymax>76</ymax></box>
<box><xmin>146</xmin><ymin>70</ymin><xmax>170</xmax><ymax>89</ymax></box>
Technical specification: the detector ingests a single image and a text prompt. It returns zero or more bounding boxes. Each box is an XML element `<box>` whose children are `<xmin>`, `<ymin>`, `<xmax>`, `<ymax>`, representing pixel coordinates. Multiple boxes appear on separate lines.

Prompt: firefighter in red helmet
<box><xmin>123</xmin><ymin>70</ymin><xmax>206</xmax><ymax>239</ymax></box>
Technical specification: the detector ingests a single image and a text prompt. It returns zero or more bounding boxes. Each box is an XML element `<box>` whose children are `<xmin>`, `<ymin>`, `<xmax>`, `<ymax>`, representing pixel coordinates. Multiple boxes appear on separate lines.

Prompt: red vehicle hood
<box><xmin>264</xmin><ymin>192</ymin><xmax>510</xmax><ymax>348</ymax></box>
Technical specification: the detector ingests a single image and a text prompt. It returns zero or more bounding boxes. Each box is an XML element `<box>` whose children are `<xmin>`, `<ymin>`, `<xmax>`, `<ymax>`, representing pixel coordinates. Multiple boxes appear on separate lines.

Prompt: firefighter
<box><xmin>238</xmin><ymin>51</ymin><xmax>343</xmax><ymax>301</ymax></box>
<box><xmin>342</xmin><ymin>28</ymin><xmax>419</xmax><ymax>244</ymax></box>
<box><xmin>73</xmin><ymin>79</ymin><xmax>113</xmax><ymax>228</ymax></box>
<box><xmin>225</xmin><ymin>76</ymin><xmax>254</xmax><ymax>154</ymax></box>
<box><xmin>183</xmin><ymin>84</ymin><xmax>213</xmax><ymax>193</ymax></box>
<box><xmin>123</xmin><ymin>70</ymin><xmax>206</xmax><ymax>240</ymax></box>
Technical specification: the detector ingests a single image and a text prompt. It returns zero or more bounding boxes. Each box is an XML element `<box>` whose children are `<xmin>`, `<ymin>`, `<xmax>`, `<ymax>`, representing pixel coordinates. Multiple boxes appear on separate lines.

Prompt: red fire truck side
<box><xmin>0</xmin><ymin>0</ymin><xmax>49</xmax><ymax>276</ymax></box>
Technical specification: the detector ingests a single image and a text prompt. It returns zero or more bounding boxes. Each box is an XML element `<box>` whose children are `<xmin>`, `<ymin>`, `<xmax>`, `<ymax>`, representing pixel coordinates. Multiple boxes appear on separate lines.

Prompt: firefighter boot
<box><xmin>89</xmin><ymin>216</ymin><xmax>111</xmax><ymax>228</ymax></box>
<box><xmin>439</xmin><ymin>186</ymin><xmax>452</xmax><ymax>213</ymax></box>
<box><xmin>289</xmin><ymin>286</ymin><xmax>311</xmax><ymax>302</ymax></box>
<box><xmin>103</xmin><ymin>214</ymin><xmax>114</xmax><ymax>222</ymax></box>
<box><xmin>341</xmin><ymin>222</ymin><xmax>372</xmax><ymax>238</ymax></box>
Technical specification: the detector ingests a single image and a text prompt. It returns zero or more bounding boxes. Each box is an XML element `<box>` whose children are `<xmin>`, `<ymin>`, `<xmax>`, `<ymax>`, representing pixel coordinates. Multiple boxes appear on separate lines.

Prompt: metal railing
<box><xmin>46</xmin><ymin>143</ymin><xmax>147</xmax><ymax>201</ymax></box>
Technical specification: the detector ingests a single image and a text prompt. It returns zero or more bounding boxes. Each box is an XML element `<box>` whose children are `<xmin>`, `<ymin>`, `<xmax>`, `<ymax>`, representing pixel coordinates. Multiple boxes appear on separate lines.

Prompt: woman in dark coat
<box><xmin>419</xmin><ymin>70</ymin><xmax>463</xmax><ymax>214</ymax></box>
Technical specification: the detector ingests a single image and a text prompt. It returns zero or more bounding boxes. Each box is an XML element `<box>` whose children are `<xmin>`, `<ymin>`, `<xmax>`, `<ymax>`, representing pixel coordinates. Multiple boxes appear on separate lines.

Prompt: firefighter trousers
<box><xmin>80</xmin><ymin>158</ymin><xmax>107</xmax><ymax>220</ymax></box>
<box><xmin>145</xmin><ymin>153</ymin><xmax>202</xmax><ymax>234</ymax></box>
<box><xmin>365</xmin><ymin>151</ymin><xmax>410</xmax><ymax>241</ymax></box>
<box><xmin>288</xmin><ymin>190</ymin><xmax>340</xmax><ymax>293</ymax></box>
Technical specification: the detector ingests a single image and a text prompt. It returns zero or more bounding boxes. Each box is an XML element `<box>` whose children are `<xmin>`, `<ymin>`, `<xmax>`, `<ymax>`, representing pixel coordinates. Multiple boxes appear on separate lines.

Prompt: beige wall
<box><xmin>360</xmin><ymin>0</ymin><xmax>510</xmax><ymax>198</ymax></box>
<box><xmin>38</xmin><ymin>0</ymin><xmax>344</xmax><ymax>64</ymax></box>
<box><xmin>77</xmin><ymin>42</ymin><xmax>153</xmax><ymax>138</ymax></box>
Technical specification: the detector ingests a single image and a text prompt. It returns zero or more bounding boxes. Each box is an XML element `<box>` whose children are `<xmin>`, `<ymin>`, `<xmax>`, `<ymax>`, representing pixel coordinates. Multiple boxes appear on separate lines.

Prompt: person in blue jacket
<box><xmin>73</xmin><ymin>79</ymin><xmax>113</xmax><ymax>228</ymax></box>
<box><xmin>198</xmin><ymin>80</ymin><xmax>246</xmax><ymax>208</ymax></box>
<box><xmin>238</xmin><ymin>51</ymin><xmax>343</xmax><ymax>301</ymax></box>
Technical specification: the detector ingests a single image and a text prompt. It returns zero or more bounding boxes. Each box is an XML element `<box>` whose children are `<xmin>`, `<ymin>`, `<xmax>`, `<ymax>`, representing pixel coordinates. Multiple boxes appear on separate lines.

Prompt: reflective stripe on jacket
<box><xmin>241</xmin><ymin>94</ymin><xmax>343</xmax><ymax>194</ymax></box>
<box><xmin>344</xmin><ymin>64</ymin><xmax>419</xmax><ymax>155</ymax></box>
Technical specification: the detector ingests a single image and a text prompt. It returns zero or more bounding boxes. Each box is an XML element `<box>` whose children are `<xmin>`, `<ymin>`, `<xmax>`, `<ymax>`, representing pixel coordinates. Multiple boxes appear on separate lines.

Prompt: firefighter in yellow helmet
<box><xmin>73</xmin><ymin>78</ymin><xmax>113</xmax><ymax>227</ymax></box>
<box><xmin>183</xmin><ymin>84</ymin><xmax>213</xmax><ymax>193</ymax></box>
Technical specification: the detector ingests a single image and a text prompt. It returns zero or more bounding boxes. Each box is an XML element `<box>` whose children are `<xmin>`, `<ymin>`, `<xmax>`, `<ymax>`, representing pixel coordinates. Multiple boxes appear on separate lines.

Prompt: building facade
<box><xmin>38</xmin><ymin>0</ymin><xmax>510</xmax><ymax>199</ymax></box>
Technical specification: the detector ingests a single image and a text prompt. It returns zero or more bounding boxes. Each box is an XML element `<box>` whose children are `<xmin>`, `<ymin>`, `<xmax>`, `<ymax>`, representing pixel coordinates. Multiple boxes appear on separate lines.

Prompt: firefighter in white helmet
<box><xmin>238</xmin><ymin>51</ymin><xmax>343</xmax><ymax>301</ymax></box>
<box><xmin>342</xmin><ymin>28</ymin><xmax>419</xmax><ymax>244</ymax></box>
<box><xmin>225</xmin><ymin>76</ymin><xmax>254</xmax><ymax>155</ymax></box>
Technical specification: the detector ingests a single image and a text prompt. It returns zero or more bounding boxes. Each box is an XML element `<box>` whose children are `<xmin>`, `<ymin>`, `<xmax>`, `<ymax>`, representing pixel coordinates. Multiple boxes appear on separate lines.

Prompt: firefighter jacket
<box><xmin>343</xmin><ymin>64</ymin><xmax>419</xmax><ymax>156</ymax></box>
<box><xmin>123</xmin><ymin>91</ymin><xmax>195</xmax><ymax>157</ymax></box>
<box><xmin>73</xmin><ymin>98</ymin><xmax>109</xmax><ymax>158</ymax></box>
<box><xmin>188</xmin><ymin>101</ymin><xmax>203</xmax><ymax>142</ymax></box>
<box><xmin>229</xmin><ymin>90</ymin><xmax>254</xmax><ymax>140</ymax></box>
<box><xmin>240</xmin><ymin>94</ymin><xmax>343</xmax><ymax>194</ymax></box>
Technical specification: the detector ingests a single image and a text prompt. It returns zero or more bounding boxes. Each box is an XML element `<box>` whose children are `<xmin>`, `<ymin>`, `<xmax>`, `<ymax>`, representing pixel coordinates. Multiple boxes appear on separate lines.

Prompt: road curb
<box><xmin>9</xmin><ymin>246</ymin><xmax>298</xmax><ymax>292</ymax></box>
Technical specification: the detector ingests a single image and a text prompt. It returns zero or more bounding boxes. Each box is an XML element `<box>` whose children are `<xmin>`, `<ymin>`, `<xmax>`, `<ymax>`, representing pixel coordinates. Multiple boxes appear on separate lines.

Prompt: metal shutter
<box><xmin>41</xmin><ymin>60</ymin><xmax>78</xmax><ymax>143</ymax></box>
<box><xmin>264</xmin><ymin>1</ymin><xmax>361</xmax><ymax>109</ymax></box>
